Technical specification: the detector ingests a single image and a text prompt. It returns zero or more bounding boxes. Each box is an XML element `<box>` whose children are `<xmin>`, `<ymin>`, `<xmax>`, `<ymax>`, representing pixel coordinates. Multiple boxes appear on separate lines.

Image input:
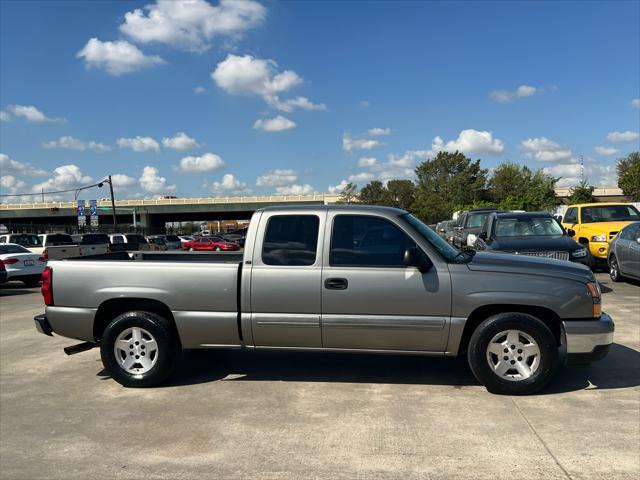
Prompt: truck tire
<box><xmin>100</xmin><ymin>311</ymin><xmax>180</xmax><ymax>388</ymax></box>
<box><xmin>23</xmin><ymin>275</ymin><xmax>41</xmax><ymax>287</ymax></box>
<box><xmin>467</xmin><ymin>313</ymin><xmax>558</xmax><ymax>395</ymax></box>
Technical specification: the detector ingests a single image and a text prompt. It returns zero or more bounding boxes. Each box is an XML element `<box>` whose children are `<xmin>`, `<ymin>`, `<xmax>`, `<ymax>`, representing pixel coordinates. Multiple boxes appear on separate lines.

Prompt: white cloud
<box><xmin>193</xmin><ymin>86</ymin><xmax>206</xmax><ymax>94</ymax></box>
<box><xmin>0</xmin><ymin>175</ymin><xmax>27</xmax><ymax>195</ymax></box>
<box><xmin>606</xmin><ymin>130</ymin><xmax>640</xmax><ymax>143</ymax></box>
<box><xmin>357</xmin><ymin>157</ymin><xmax>378</xmax><ymax>167</ymax></box>
<box><xmin>77</xmin><ymin>38</ymin><xmax>165</xmax><ymax>75</ymax></box>
<box><xmin>0</xmin><ymin>153</ymin><xmax>47</xmax><ymax>177</ymax></box>
<box><xmin>347</xmin><ymin>172</ymin><xmax>375</xmax><ymax>183</ymax></box>
<box><xmin>212</xmin><ymin>54</ymin><xmax>302</xmax><ymax>97</ymax></box>
<box><xmin>368</xmin><ymin>127</ymin><xmax>391</xmax><ymax>137</ymax></box>
<box><xmin>253</xmin><ymin>115</ymin><xmax>296</xmax><ymax>132</ymax></box>
<box><xmin>8</xmin><ymin>104</ymin><xmax>64</xmax><ymax>123</ymax></box>
<box><xmin>211</xmin><ymin>173</ymin><xmax>250</xmax><ymax>195</ymax></box>
<box><xmin>265</xmin><ymin>96</ymin><xmax>327</xmax><ymax>113</ymax></box>
<box><xmin>120</xmin><ymin>0</ymin><xmax>266</xmax><ymax>53</ymax></box>
<box><xmin>117</xmin><ymin>136</ymin><xmax>161</xmax><ymax>152</ymax></box>
<box><xmin>139</xmin><ymin>166</ymin><xmax>176</xmax><ymax>193</ymax></box>
<box><xmin>342</xmin><ymin>134</ymin><xmax>382</xmax><ymax>152</ymax></box>
<box><xmin>42</xmin><ymin>136</ymin><xmax>111</xmax><ymax>152</ymax></box>
<box><xmin>594</xmin><ymin>146</ymin><xmax>620</xmax><ymax>156</ymax></box>
<box><xmin>176</xmin><ymin>152</ymin><xmax>225</xmax><ymax>173</ymax></box>
<box><xmin>430</xmin><ymin>129</ymin><xmax>505</xmax><ymax>155</ymax></box>
<box><xmin>0</xmin><ymin>110</ymin><xmax>10</xmax><ymax>122</ymax></box>
<box><xmin>520</xmin><ymin>137</ymin><xmax>572</xmax><ymax>162</ymax></box>
<box><xmin>328</xmin><ymin>179</ymin><xmax>350</xmax><ymax>194</ymax></box>
<box><xmin>32</xmin><ymin>164</ymin><xmax>93</xmax><ymax>193</ymax></box>
<box><xmin>543</xmin><ymin>160</ymin><xmax>617</xmax><ymax>188</ymax></box>
<box><xmin>360</xmin><ymin>100</ymin><xmax>370</xmax><ymax>108</ymax></box>
<box><xmin>631</xmin><ymin>98</ymin><xmax>640</xmax><ymax>109</ymax></box>
<box><xmin>256</xmin><ymin>168</ymin><xmax>298</xmax><ymax>187</ymax></box>
<box><xmin>110</xmin><ymin>173</ymin><xmax>136</xmax><ymax>188</ymax></box>
<box><xmin>161</xmin><ymin>132</ymin><xmax>201</xmax><ymax>150</ymax></box>
<box><xmin>276</xmin><ymin>184</ymin><xmax>315</xmax><ymax>195</ymax></box>
<box><xmin>490</xmin><ymin>85</ymin><xmax>538</xmax><ymax>103</ymax></box>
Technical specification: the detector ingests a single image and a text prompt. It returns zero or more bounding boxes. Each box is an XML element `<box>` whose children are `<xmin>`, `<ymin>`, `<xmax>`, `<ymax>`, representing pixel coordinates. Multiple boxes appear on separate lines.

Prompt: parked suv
<box><xmin>475</xmin><ymin>211</ymin><xmax>588</xmax><ymax>264</ymax></box>
<box><xmin>453</xmin><ymin>207</ymin><xmax>503</xmax><ymax>248</ymax></box>
<box><xmin>561</xmin><ymin>203</ymin><xmax>640</xmax><ymax>269</ymax></box>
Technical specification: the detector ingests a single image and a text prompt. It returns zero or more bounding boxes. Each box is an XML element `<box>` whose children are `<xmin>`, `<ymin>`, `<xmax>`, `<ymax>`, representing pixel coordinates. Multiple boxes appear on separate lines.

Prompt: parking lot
<box><xmin>0</xmin><ymin>273</ymin><xmax>638</xmax><ymax>480</ymax></box>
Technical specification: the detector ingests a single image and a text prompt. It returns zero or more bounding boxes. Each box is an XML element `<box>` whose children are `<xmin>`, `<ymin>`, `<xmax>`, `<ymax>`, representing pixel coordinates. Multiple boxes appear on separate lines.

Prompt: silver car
<box><xmin>608</xmin><ymin>221</ymin><xmax>640</xmax><ymax>282</ymax></box>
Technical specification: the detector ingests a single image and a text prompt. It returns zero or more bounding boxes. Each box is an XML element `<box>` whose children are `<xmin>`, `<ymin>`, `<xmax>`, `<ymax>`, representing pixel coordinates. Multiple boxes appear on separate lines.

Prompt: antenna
<box><xmin>579</xmin><ymin>155</ymin><xmax>584</xmax><ymax>183</ymax></box>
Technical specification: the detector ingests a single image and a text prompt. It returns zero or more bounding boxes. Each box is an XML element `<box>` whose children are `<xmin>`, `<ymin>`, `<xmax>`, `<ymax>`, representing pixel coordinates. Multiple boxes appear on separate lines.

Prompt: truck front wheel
<box><xmin>100</xmin><ymin>311</ymin><xmax>180</xmax><ymax>388</ymax></box>
<box><xmin>467</xmin><ymin>313</ymin><xmax>558</xmax><ymax>395</ymax></box>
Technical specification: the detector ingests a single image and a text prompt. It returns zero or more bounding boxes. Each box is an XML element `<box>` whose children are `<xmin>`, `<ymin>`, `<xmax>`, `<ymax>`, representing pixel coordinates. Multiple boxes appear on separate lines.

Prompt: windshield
<box><xmin>402</xmin><ymin>214</ymin><xmax>460</xmax><ymax>262</ymax></box>
<box><xmin>495</xmin><ymin>217</ymin><xmax>564</xmax><ymax>237</ymax></box>
<box><xmin>581</xmin><ymin>205</ymin><xmax>640</xmax><ymax>223</ymax></box>
<box><xmin>0</xmin><ymin>244</ymin><xmax>30</xmax><ymax>254</ymax></box>
<box><xmin>10</xmin><ymin>234</ymin><xmax>41</xmax><ymax>247</ymax></box>
<box><xmin>467</xmin><ymin>212</ymin><xmax>490</xmax><ymax>228</ymax></box>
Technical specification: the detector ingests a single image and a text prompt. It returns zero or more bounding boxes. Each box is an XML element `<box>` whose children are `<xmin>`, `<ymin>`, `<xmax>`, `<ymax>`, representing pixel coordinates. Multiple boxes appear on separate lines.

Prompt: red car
<box><xmin>183</xmin><ymin>236</ymin><xmax>240</xmax><ymax>252</ymax></box>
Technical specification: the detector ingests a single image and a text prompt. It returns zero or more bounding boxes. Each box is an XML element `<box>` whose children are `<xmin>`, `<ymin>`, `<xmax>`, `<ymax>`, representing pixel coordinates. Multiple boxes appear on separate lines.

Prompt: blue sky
<box><xmin>1</xmin><ymin>0</ymin><xmax>639</xmax><ymax>201</ymax></box>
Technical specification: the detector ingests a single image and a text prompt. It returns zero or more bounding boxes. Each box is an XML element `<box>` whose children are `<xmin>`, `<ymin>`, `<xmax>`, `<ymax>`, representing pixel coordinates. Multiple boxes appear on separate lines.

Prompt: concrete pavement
<box><xmin>0</xmin><ymin>273</ymin><xmax>638</xmax><ymax>479</ymax></box>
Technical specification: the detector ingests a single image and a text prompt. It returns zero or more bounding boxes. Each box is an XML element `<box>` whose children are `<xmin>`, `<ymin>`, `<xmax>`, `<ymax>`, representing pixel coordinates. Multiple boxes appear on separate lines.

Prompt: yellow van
<box><xmin>561</xmin><ymin>202</ymin><xmax>640</xmax><ymax>268</ymax></box>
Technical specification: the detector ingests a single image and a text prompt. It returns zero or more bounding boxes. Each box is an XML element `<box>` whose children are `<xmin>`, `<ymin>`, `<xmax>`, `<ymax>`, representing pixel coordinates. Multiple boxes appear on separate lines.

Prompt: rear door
<box><xmin>320</xmin><ymin>213</ymin><xmax>452</xmax><ymax>352</ymax></box>
<box><xmin>249</xmin><ymin>211</ymin><xmax>325</xmax><ymax>348</ymax></box>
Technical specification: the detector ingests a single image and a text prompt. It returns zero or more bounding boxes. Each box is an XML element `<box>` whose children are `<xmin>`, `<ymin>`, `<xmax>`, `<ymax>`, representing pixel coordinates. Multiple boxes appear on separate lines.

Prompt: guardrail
<box><xmin>0</xmin><ymin>194</ymin><xmax>342</xmax><ymax>210</ymax></box>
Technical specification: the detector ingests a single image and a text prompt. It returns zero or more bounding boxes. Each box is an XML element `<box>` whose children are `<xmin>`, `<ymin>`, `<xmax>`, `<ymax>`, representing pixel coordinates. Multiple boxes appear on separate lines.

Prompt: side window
<box><xmin>330</xmin><ymin>215</ymin><xmax>416</xmax><ymax>267</ymax></box>
<box><xmin>112</xmin><ymin>235</ymin><xmax>124</xmax><ymax>244</ymax></box>
<box><xmin>262</xmin><ymin>215</ymin><xmax>320</xmax><ymax>266</ymax></box>
<box><xmin>621</xmin><ymin>225</ymin><xmax>639</xmax><ymax>240</ymax></box>
<box><xmin>564</xmin><ymin>208</ymin><xmax>577</xmax><ymax>224</ymax></box>
<box><xmin>0</xmin><ymin>236</ymin><xmax>6</xmax><ymax>243</ymax></box>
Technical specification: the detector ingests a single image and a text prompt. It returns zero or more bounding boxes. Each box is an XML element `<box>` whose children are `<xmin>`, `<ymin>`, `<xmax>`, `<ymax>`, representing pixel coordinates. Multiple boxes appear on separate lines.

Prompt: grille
<box><xmin>516</xmin><ymin>251</ymin><xmax>570</xmax><ymax>261</ymax></box>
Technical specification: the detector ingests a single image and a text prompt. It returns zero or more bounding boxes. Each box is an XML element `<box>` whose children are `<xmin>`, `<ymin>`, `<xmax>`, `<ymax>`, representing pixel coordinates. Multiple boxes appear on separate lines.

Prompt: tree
<box><xmin>386</xmin><ymin>179</ymin><xmax>416</xmax><ymax>210</ymax></box>
<box><xmin>412</xmin><ymin>151</ymin><xmax>488</xmax><ymax>223</ymax></box>
<box><xmin>489</xmin><ymin>162</ymin><xmax>558</xmax><ymax>211</ymax></box>
<box><xmin>617</xmin><ymin>151</ymin><xmax>640</xmax><ymax>201</ymax></box>
<box><xmin>337</xmin><ymin>182</ymin><xmax>358</xmax><ymax>204</ymax></box>
<box><xmin>568</xmin><ymin>180</ymin><xmax>597</xmax><ymax>204</ymax></box>
<box><xmin>359</xmin><ymin>180</ymin><xmax>387</xmax><ymax>205</ymax></box>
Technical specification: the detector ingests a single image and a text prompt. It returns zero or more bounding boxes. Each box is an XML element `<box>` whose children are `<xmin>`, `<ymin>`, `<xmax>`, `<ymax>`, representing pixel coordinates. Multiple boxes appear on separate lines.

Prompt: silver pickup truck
<box><xmin>34</xmin><ymin>205</ymin><xmax>614</xmax><ymax>395</ymax></box>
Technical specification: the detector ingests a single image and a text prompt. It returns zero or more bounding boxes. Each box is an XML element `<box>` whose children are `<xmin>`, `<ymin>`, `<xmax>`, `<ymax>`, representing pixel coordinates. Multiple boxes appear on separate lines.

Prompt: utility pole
<box><xmin>108</xmin><ymin>175</ymin><xmax>117</xmax><ymax>230</ymax></box>
<box><xmin>580</xmin><ymin>155</ymin><xmax>584</xmax><ymax>183</ymax></box>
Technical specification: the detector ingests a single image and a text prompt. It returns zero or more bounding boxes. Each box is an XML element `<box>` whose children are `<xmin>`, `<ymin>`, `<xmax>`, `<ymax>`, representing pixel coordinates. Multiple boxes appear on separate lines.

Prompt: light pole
<box><xmin>74</xmin><ymin>176</ymin><xmax>118</xmax><ymax>230</ymax></box>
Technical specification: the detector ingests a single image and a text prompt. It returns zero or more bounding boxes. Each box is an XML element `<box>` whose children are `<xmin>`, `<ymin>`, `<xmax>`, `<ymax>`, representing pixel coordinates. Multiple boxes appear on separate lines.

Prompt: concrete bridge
<box><xmin>0</xmin><ymin>194</ymin><xmax>341</xmax><ymax>232</ymax></box>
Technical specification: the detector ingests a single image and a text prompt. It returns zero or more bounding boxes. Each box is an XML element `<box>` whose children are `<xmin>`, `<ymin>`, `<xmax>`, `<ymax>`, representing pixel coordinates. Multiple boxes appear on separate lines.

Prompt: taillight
<box><xmin>2</xmin><ymin>258</ymin><xmax>18</xmax><ymax>265</ymax></box>
<box><xmin>41</xmin><ymin>266</ymin><xmax>53</xmax><ymax>306</ymax></box>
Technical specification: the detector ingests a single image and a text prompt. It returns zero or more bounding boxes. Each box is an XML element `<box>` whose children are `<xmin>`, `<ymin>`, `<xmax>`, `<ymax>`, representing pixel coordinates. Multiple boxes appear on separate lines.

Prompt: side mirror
<box><xmin>567</xmin><ymin>229</ymin><xmax>575</xmax><ymax>237</ymax></box>
<box><xmin>636</xmin><ymin>237</ymin><xmax>640</xmax><ymax>244</ymax></box>
<box><xmin>404</xmin><ymin>247</ymin><xmax>433</xmax><ymax>273</ymax></box>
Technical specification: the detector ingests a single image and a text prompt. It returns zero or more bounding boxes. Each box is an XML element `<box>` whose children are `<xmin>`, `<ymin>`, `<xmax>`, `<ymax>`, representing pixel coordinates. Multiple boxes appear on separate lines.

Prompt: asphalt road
<box><xmin>1</xmin><ymin>273</ymin><xmax>638</xmax><ymax>480</ymax></box>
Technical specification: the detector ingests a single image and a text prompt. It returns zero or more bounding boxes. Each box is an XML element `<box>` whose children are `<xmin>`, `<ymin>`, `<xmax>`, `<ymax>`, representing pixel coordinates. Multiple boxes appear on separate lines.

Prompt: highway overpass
<box><xmin>0</xmin><ymin>187</ymin><xmax>628</xmax><ymax>233</ymax></box>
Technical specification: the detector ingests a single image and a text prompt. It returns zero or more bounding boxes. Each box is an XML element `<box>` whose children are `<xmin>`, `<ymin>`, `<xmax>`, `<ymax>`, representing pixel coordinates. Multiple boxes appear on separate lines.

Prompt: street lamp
<box><xmin>74</xmin><ymin>175</ymin><xmax>118</xmax><ymax>229</ymax></box>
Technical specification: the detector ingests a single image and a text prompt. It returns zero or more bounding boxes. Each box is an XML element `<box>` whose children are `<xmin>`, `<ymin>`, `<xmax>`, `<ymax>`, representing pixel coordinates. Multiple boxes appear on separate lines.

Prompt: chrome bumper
<box><xmin>563</xmin><ymin>313</ymin><xmax>614</xmax><ymax>366</ymax></box>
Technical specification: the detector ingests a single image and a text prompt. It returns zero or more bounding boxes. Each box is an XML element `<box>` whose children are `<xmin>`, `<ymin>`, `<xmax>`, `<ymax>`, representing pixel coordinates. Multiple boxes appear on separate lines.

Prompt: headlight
<box><xmin>591</xmin><ymin>234</ymin><xmax>607</xmax><ymax>242</ymax></box>
<box><xmin>466</xmin><ymin>234</ymin><xmax>477</xmax><ymax>246</ymax></box>
<box><xmin>572</xmin><ymin>247</ymin><xmax>587</xmax><ymax>258</ymax></box>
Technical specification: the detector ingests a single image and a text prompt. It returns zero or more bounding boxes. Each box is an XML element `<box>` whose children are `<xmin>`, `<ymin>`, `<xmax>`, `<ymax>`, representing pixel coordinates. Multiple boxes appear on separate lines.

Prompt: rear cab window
<box><xmin>262</xmin><ymin>215</ymin><xmax>320</xmax><ymax>266</ymax></box>
<box><xmin>10</xmin><ymin>234</ymin><xmax>41</xmax><ymax>247</ymax></box>
<box><xmin>43</xmin><ymin>234</ymin><xmax>74</xmax><ymax>246</ymax></box>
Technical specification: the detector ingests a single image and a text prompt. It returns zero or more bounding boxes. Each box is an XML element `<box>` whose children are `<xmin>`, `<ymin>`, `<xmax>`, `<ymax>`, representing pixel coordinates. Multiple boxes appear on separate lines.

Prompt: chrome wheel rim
<box><xmin>486</xmin><ymin>330</ymin><xmax>540</xmax><ymax>382</ymax></box>
<box><xmin>114</xmin><ymin>327</ymin><xmax>158</xmax><ymax>375</ymax></box>
<box><xmin>610</xmin><ymin>258</ymin><xmax>618</xmax><ymax>279</ymax></box>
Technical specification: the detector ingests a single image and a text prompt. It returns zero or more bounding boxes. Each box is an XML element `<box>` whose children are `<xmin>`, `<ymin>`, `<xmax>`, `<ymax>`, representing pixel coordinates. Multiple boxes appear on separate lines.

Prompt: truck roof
<box><xmin>258</xmin><ymin>204</ymin><xmax>407</xmax><ymax>215</ymax></box>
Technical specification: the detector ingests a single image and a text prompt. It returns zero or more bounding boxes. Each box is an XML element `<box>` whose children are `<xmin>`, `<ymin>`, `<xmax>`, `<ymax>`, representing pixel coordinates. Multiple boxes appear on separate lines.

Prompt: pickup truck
<box><xmin>34</xmin><ymin>205</ymin><xmax>614</xmax><ymax>395</ymax></box>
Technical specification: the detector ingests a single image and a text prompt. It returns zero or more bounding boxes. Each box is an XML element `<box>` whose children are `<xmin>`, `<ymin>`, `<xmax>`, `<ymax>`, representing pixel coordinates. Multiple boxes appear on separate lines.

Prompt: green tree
<box><xmin>412</xmin><ymin>151</ymin><xmax>488</xmax><ymax>223</ymax></box>
<box><xmin>359</xmin><ymin>180</ymin><xmax>388</xmax><ymax>205</ymax></box>
<box><xmin>617</xmin><ymin>151</ymin><xmax>640</xmax><ymax>201</ymax></box>
<box><xmin>337</xmin><ymin>182</ymin><xmax>358</xmax><ymax>204</ymax></box>
<box><xmin>386</xmin><ymin>179</ymin><xmax>416</xmax><ymax>210</ymax></box>
<box><xmin>568</xmin><ymin>180</ymin><xmax>597</xmax><ymax>204</ymax></box>
<box><xmin>489</xmin><ymin>162</ymin><xmax>558</xmax><ymax>211</ymax></box>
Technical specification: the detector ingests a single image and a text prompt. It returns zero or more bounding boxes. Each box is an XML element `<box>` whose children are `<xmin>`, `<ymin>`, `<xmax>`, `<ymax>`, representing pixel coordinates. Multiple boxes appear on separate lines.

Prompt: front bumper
<box><xmin>34</xmin><ymin>314</ymin><xmax>53</xmax><ymax>336</ymax></box>
<box><xmin>563</xmin><ymin>313</ymin><xmax>614</xmax><ymax>366</ymax></box>
<box><xmin>588</xmin><ymin>241</ymin><xmax>609</xmax><ymax>260</ymax></box>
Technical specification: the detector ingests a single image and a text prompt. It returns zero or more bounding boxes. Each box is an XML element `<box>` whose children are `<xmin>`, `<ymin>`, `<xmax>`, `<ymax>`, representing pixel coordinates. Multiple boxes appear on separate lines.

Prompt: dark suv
<box><xmin>452</xmin><ymin>207</ymin><xmax>503</xmax><ymax>248</ymax></box>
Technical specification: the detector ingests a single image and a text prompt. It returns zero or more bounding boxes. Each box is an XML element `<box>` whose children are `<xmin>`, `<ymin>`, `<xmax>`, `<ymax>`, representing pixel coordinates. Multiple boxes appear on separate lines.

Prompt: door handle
<box><xmin>324</xmin><ymin>278</ymin><xmax>348</xmax><ymax>290</ymax></box>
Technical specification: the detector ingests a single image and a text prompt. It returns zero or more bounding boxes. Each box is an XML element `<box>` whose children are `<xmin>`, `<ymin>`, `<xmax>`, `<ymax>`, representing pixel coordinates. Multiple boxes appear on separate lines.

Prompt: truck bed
<box><xmin>63</xmin><ymin>251</ymin><xmax>244</xmax><ymax>263</ymax></box>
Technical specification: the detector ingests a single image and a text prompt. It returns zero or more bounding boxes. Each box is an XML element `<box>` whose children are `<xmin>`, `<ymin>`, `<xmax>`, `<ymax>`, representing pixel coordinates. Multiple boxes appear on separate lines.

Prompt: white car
<box><xmin>0</xmin><ymin>243</ymin><xmax>46</xmax><ymax>286</ymax></box>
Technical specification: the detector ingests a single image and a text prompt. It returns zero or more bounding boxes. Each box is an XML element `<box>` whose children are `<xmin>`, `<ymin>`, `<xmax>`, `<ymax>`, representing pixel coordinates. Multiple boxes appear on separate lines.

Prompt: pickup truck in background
<box><xmin>34</xmin><ymin>205</ymin><xmax>614</xmax><ymax>395</ymax></box>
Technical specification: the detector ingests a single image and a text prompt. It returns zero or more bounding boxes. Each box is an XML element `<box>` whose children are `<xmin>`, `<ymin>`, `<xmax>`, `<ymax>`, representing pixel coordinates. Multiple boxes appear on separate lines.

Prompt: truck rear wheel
<box><xmin>467</xmin><ymin>313</ymin><xmax>558</xmax><ymax>395</ymax></box>
<box><xmin>100</xmin><ymin>311</ymin><xmax>180</xmax><ymax>388</ymax></box>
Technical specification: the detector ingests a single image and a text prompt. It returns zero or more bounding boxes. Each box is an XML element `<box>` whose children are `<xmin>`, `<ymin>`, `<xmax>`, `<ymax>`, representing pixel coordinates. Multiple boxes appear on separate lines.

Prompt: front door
<box><xmin>321</xmin><ymin>213</ymin><xmax>451</xmax><ymax>352</ymax></box>
<box><xmin>249</xmin><ymin>212</ymin><xmax>325</xmax><ymax>348</ymax></box>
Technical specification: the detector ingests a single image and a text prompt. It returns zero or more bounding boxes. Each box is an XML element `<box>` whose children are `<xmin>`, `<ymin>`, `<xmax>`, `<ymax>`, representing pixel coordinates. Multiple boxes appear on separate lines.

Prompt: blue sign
<box><xmin>89</xmin><ymin>200</ymin><xmax>97</xmax><ymax>216</ymax></box>
<box><xmin>77</xmin><ymin>200</ymin><xmax>85</xmax><ymax>217</ymax></box>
